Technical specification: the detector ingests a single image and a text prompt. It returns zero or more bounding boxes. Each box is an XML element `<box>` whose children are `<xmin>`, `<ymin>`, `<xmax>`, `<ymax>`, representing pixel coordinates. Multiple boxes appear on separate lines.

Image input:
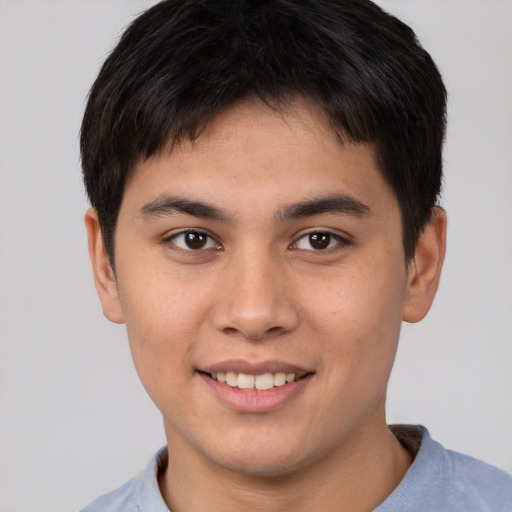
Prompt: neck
<box><xmin>159</xmin><ymin>415</ymin><xmax>413</xmax><ymax>512</ymax></box>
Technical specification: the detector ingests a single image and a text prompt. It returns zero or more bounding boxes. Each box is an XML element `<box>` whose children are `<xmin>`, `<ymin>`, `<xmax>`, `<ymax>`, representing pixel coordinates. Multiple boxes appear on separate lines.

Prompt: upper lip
<box><xmin>199</xmin><ymin>359</ymin><xmax>312</xmax><ymax>377</ymax></box>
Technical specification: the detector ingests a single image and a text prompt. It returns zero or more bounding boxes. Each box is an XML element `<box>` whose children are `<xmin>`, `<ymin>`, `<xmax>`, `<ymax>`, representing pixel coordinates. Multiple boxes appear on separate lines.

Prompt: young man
<box><xmin>80</xmin><ymin>1</ymin><xmax>512</xmax><ymax>510</ymax></box>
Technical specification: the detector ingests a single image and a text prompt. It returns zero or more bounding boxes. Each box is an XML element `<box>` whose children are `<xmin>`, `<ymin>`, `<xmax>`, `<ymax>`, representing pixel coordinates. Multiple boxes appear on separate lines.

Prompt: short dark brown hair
<box><xmin>81</xmin><ymin>0</ymin><xmax>447</xmax><ymax>262</ymax></box>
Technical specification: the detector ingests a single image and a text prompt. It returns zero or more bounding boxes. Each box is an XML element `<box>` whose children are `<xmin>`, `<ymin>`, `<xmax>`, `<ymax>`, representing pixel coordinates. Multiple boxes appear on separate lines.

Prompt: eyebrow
<box><xmin>139</xmin><ymin>196</ymin><xmax>231</xmax><ymax>222</ymax></box>
<box><xmin>276</xmin><ymin>193</ymin><xmax>371</xmax><ymax>221</ymax></box>
<box><xmin>138</xmin><ymin>192</ymin><xmax>371</xmax><ymax>223</ymax></box>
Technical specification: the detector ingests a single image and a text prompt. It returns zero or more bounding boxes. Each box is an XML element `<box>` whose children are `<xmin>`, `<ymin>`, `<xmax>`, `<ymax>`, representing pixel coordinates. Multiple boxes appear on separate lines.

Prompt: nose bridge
<box><xmin>213</xmin><ymin>243</ymin><xmax>299</xmax><ymax>340</ymax></box>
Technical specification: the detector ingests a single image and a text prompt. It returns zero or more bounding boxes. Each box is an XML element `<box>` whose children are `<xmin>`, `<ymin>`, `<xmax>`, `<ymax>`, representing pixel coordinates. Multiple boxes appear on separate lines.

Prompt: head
<box><xmin>81</xmin><ymin>0</ymin><xmax>447</xmax><ymax>485</ymax></box>
<box><xmin>81</xmin><ymin>0</ymin><xmax>447</xmax><ymax>265</ymax></box>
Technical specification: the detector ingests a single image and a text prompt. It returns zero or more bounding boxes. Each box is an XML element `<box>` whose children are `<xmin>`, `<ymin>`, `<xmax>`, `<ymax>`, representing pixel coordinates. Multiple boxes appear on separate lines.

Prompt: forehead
<box><xmin>122</xmin><ymin>98</ymin><xmax>397</xmax><ymax>221</ymax></box>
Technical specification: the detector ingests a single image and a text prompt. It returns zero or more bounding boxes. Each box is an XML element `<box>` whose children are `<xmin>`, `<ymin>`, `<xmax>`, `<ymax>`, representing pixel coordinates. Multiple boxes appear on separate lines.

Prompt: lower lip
<box><xmin>199</xmin><ymin>373</ymin><xmax>313</xmax><ymax>413</ymax></box>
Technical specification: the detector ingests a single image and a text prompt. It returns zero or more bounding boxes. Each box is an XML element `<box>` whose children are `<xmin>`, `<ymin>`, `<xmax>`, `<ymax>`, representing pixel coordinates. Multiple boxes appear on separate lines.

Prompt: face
<box><xmin>88</xmin><ymin>99</ymin><xmax>439</xmax><ymax>477</ymax></box>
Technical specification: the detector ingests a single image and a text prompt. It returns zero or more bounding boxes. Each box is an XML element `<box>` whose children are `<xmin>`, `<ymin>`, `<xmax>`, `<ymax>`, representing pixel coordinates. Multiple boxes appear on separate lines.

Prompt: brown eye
<box><xmin>293</xmin><ymin>231</ymin><xmax>347</xmax><ymax>251</ymax></box>
<box><xmin>185</xmin><ymin>232</ymin><xmax>207</xmax><ymax>249</ymax></box>
<box><xmin>169</xmin><ymin>231</ymin><xmax>218</xmax><ymax>251</ymax></box>
<box><xmin>308</xmin><ymin>233</ymin><xmax>331</xmax><ymax>250</ymax></box>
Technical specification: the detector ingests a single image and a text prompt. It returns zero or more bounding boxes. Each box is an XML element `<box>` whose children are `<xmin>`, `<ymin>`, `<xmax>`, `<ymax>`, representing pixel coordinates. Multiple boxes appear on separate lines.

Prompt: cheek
<box><xmin>307</xmin><ymin>256</ymin><xmax>407</xmax><ymax>384</ymax></box>
<box><xmin>310</xmin><ymin>259</ymin><xmax>406</xmax><ymax>336</ymax></box>
<box><xmin>117</xmin><ymin>267</ymin><xmax>212</xmax><ymax>395</ymax></box>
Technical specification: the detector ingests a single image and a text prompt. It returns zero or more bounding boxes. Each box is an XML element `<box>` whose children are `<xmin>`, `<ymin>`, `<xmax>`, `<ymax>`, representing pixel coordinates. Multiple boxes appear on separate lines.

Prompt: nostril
<box><xmin>222</xmin><ymin>326</ymin><xmax>239</xmax><ymax>335</ymax></box>
<box><xmin>219</xmin><ymin>324</ymin><xmax>289</xmax><ymax>342</ymax></box>
<box><xmin>211</xmin><ymin>277</ymin><xmax>301</xmax><ymax>339</ymax></box>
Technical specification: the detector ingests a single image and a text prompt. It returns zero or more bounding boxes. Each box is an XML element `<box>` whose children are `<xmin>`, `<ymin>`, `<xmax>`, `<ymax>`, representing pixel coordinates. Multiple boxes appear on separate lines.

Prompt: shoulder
<box><xmin>79</xmin><ymin>447</ymin><xmax>169</xmax><ymax>512</ymax></box>
<box><xmin>444</xmin><ymin>447</ymin><xmax>512</xmax><ymax>509</ymax></box>
<box><xmin>79</xmin><ymin>477</ymin><xmax>138</xmax><ymax>512</ymax></box>
<box><xmin>378</xmin><ymin>425</ymin><xmax>512</xmax><ymax>512</ymax></box>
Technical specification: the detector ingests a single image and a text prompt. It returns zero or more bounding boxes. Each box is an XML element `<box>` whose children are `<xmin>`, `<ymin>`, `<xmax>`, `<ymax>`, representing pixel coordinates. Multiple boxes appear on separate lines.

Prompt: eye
<box><xmin>292</xmin><ymin>231</ymin><xmax>347</xmax><ymax>251</ymax></box>
<box><xmin>168</xmin><ymin>230</ymin><xmax>220</xmax><ymax>251</ymax></box>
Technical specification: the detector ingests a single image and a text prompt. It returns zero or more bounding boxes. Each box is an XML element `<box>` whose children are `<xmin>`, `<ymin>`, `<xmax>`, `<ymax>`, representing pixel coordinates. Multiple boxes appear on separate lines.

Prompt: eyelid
<box><xmin>290</xmin><ymin>229</ymin><xmax>351</xmax><ymax>251</ymax></box>
<box><xmin>162</xmin><ymin>228</ymin><xmax>350</xmax><ymax>253</ymax></box>
<box><xmin>164</xmin><ymin>229</ymin><xmax>222</xmax><ymax>251</ymax></box>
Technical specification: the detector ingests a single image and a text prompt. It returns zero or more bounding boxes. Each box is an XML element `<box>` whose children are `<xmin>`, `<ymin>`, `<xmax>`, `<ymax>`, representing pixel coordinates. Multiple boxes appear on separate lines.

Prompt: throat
<box><xmin>158</xmin><ymin>421</ymin><xmax>414</xmax><ymax>512</ymax></box>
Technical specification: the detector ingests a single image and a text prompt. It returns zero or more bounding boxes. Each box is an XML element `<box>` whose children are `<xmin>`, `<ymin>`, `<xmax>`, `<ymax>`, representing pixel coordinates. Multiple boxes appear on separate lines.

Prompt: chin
<box><xmin>203</xmin><ymin>436</ymin><xmax>320</xmax><ymax>478</ymax></box>
<box><xmin>215</xmin><ymin>454</ymin><xmax>305</xmax><ymax>478</ymax></box>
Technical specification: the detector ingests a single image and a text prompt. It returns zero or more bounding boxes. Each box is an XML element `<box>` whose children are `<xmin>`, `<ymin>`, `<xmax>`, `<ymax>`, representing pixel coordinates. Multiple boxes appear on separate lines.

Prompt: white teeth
<box><xmin>211</xmin><ymin>371</ymin><xmax>299</xmax><ymax>390</ymax></box>
<box><xmin>237</xmin><ymin>373</ymin><xmax>255</xmax><ymax>389</ymax></box>
<box><xmin>274</xmin><ymin>372</ymin><xmax>286</xmax><ymax>387</ymax></box>
<box><xmin>225</xmin><ymin>371</ymin><xmax>238</xmax><ymax>387</ymax></box>
<box><xmin>255</xmin><ymin>373</ymin><xmax>274</xmax><ymax>390</ymax></box>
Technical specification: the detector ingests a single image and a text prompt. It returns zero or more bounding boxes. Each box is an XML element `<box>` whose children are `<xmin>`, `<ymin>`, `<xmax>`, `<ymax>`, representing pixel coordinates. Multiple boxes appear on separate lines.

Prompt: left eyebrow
<box><xmin>276</xmin><ymin>193</ymin><xmax>372</xmax><ymax>221</ymax></box>
<box><xmin>138</xmin><ymin>196</ymin><xmax>231</xmax><ymax>222</ymax></box>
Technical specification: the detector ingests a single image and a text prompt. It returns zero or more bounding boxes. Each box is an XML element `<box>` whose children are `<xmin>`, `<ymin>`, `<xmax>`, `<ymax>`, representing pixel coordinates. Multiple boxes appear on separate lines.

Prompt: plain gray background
<box><xmin>0</xmin><ymin>1</ymin><xmax>511</xmax><ymax>511</ymax></box>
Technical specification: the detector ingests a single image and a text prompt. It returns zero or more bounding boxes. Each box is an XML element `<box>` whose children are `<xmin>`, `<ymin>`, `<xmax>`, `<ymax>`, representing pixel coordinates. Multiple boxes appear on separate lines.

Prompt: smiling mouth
<box><xmin>202</xmin><ymin>371</ymin><xmax>311</xmax><ymax>391</ymax></box>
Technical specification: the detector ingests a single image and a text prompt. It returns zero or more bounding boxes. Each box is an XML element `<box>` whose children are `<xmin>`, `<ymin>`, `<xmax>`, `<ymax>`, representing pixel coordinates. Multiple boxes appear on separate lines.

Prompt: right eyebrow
<box><xmin>138</xmin><ymin>195</ymin><xmax>231</xmax><ymax>222</ymax></box>
<box><xmin>276</xmin><ymin>193</ymin><xmax>372</xmax><ymax>221</ymax></box>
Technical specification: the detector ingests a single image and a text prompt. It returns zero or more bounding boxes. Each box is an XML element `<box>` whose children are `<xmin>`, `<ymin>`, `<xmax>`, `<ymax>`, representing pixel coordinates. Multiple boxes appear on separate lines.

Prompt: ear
<box><xmin>84</xmin><ymin>208</ymin><xmax>125</xmax><ymax>324</ymax></box>
<box><xmin>403</xmin><ymin>207</ymin><xmax>447</xmax><ymax>323</ymax></box>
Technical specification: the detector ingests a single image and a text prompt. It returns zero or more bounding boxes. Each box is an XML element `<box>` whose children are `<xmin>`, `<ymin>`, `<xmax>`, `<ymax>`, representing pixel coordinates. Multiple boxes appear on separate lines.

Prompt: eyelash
<box><xmin>163</xmin><ymin>229</ymin><xmax>350</xmax><ymax>254</ymax></box>
<box><xmin>165</xmin><ymin>230</ymin><xmax>221</xmax><ymax>252</ymax></box>
<box><xmin>290</xmin><ymin>231</ymin><xmax>351</xmax><ymax>252</ymax></box>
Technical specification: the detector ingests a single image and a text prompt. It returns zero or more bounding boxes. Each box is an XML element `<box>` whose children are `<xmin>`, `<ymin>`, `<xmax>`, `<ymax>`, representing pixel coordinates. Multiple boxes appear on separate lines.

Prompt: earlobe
<box><xmin>403</xmin><ymin>207</ymin><xmax>447</xmax><ymax>323</ymax></box>
<box><xmin>84</xmin><ymin>208</ymin><xmax>125</xmax><ymax>324</ymax></box>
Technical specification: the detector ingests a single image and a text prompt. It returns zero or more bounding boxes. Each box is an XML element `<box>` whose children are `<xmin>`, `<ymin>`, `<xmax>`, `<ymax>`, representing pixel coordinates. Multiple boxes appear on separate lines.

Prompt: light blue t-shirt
<box><xmin>80</xmin><ymin>426</ymin><xmax>512</xmax><ymax>511</ymax></box>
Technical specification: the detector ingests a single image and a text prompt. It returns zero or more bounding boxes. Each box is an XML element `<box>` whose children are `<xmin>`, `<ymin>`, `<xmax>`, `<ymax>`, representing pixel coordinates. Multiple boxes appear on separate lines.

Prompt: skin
<box><xmin>86</xmin><ymin>98</ymin><xmax>446</xmax><ymax>512</ymax></box>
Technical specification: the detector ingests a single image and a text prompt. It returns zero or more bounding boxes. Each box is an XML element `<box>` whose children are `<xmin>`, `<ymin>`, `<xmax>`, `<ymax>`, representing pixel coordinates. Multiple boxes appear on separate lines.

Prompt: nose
<box><xmin>211</xmin><ymin>248</ymin><xmax>300</xmax><ymax>341</ymax></box>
